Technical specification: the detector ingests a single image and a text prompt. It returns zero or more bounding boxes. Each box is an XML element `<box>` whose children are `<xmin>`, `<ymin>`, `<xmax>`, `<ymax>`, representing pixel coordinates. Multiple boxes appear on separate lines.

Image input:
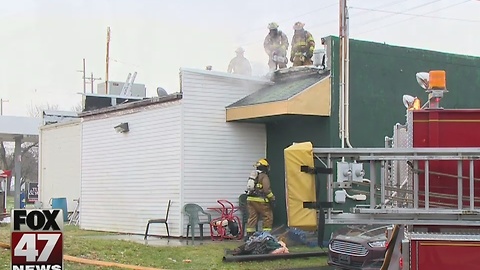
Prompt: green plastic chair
<box><xmin>184</xmin><ymin>203</ymin><xmax>212</xmax><ymax>242</ymax></box>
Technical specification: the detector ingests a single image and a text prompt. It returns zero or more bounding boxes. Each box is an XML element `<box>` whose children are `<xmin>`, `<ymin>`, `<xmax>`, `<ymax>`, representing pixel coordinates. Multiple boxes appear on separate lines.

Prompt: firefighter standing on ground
<box><xmin>246</xmin><ymin>159</ymin><xmax>275</xmax><ymax>238</ymax></box>
<box><xmin>227</xmin><ymin>47</ymin><xmax>252</xmax><ymax>76</ymax></box>
<box><xmin>264</xmin><ymin>22</ymin><xmax>289</xmax><ymax>71</ymax></box>
<box><xmin>290</xmin><ymin>22</ymin><xmax>315</xmax><ymax>66</ymax></box>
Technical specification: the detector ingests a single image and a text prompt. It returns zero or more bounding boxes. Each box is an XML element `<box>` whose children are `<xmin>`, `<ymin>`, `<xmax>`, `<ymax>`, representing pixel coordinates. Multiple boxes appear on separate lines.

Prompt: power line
<box><xmin>350</xmin><ymin>6</ymin><xmax>480</xmax><ymax>23</ymax></box>
<box><xmin>353</xmin><ymin>0</ymin><xmax>441</xmax><ymax>28</ymax></box>
<box><xmin>280</xmin><ymin>2</ymin><xmax>339</xmax><ymax>23</ymax></box>
<box><xmin>354</xmin><ymin>0</ymin><xmax>472</xmax><ymax>35</ymax></box>
<box><xmin>237</xmin><ymin>1</ymin><xmax>339</xmax><ymax>38</ymax></box>
<box><xmin>349</xmin><ymin>0</ymin><xmax>410</xmax><ymax>16</ymax></box>
<box><xmin>111</xmin><ymin>58</ymin><xmax>141</xmax><ymax>68</ymax></box>
<box><xmin>237</xmin><ymin>0</ymin><xmax>412</xmax><ymax>48</ymax></box>
<box><xmin>307</xmin><ymin>0</ymin><xmax>411</xmax><ymax>31</ymax></box>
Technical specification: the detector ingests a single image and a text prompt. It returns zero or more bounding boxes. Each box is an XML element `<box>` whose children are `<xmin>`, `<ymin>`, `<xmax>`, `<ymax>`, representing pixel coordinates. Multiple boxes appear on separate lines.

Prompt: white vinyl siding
<box><xmin>38</xmin><ymin>120</ymin><xmax>82</xmax><ymax>212</ymax></box>
<box><xmin>80</xmin><ymin>101</ymin><xmax>182</xmax><ymax>236</ymax></box>
<box><xmin>77</xmin><ymin>69</ymin><xmax>270</xmax><ymax>237</ymax></box>
<box><xmin>180</xmin><ymin>70</ymin><xmax>267</xmax><ymax>228</ymax></box>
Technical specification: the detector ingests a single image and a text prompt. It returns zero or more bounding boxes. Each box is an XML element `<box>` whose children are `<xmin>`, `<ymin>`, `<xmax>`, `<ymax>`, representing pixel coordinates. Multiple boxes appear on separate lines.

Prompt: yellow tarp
<box><xmin>284</xmin><ymin>141</ymin><xmax>317</xmax><ymax>231</ymax></box>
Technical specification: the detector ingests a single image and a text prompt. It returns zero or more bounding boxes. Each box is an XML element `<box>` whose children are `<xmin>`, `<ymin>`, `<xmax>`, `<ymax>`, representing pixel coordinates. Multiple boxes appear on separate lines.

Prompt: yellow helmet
<box><xmin>268</xmin><ymin>22</ymin><xmax>279</xmax><ymax>30</ymax></box>
<box><xmin>255</xmin><ymin>159</ymin><xmax>270</xmax><ymax>172</ymax></box>
<box><xmin>293</xmin><ymin>21</ymin><xmax>305</xmax><ymax>30</ymax></box>
<box><xmin>256</xmin><ymin>158</ymin><xmax>269</xmax><ymax>167</ymax></box>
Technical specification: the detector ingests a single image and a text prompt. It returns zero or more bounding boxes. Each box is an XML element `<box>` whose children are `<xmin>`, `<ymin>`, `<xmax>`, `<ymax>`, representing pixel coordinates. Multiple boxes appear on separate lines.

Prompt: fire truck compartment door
<box><xmin>414</xmin><ymin>240</ymin><xmax>480</xmax><ymax>270</ymax></box>
<box><xmin>284</xmin><ymin>141</ymin><xmax>317</xmax><ymax>230</ymax></box>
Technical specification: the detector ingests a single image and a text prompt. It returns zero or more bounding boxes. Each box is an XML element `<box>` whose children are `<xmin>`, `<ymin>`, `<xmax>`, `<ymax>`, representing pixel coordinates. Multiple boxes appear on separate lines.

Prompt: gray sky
<box><xmin>1</xmin><ymin>0</ymin><xmax>478</xmax><ymax>116</ymax></box>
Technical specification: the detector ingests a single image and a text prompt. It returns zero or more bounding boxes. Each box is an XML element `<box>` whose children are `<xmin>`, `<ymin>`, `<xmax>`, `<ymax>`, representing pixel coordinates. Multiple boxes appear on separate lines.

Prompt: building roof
<box><xmin>179</xmin><ymin>67</ymin><xmax>273</xmax><ymax>84</ymax></box>
<box><xmin>79</xmin><ymin>93</ymin><xmax>183</xmax><ymax>117</ymax></box>
<box><xmin>42</xmin><ymin>110</ymin><xmax>79</xmax><ymax>125</ymax></box>
<box><xmin>227</xmin><ymin>67</ymin><xmax>330</xmax><ymax>108</ymax></box>
<box><xmin>0</xmin><ymin>116</ymin><xmax>42</xmax><ymax>142</ymax></box>
<box><xmin>226</xmin><ymin>66</ymin><xmax>332</xmax><ymax>122</ymax></box>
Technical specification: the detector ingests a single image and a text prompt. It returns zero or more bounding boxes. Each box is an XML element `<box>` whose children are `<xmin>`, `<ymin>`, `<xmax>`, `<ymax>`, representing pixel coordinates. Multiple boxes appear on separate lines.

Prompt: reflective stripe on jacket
<box><xmin>291</xmin><ymin>30</ymin><xmax>315</xmax><ymax>57</ymax></box>
<box><xmin>247</xmin><ymin>172</ymin><xmax>275</xmax><ymax>202</ymax></box>
<box><xmin>264</xmin><ymin>31</ymin><xmax>289</xmax><ymax>55</ymax></box>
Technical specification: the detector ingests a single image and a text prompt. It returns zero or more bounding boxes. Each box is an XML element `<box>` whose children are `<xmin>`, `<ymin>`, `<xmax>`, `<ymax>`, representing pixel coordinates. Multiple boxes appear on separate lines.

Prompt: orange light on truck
<box><xmin>408</xmin><ymin>98</ymin><xmax>421</xmax><ymax>110</ymax></box>
<box><xmin>413</xmin><ymin>98</ymin><xmax>421</xmax><ymax>110</ymax></box>
<box><xmin>428</xmin><ymin>70</ymin><xmax>446</xmax><ymax>90</ymax></box>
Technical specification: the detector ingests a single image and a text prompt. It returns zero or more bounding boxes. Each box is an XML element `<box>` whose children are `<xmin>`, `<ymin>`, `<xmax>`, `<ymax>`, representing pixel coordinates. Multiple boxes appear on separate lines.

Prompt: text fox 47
<box><xmin>11</xmin><ymin>209</ymin><xmax>64</xmax><ymax>270</ymax></box>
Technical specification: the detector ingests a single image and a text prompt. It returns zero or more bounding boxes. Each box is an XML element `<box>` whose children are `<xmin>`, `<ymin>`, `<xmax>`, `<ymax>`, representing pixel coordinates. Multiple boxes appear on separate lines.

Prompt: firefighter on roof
<box><xmin>245</xmin><ymin>158</ymin><xmax>276</xmax><ymax>239</ymax></box>
<box><xmin>264</xmin><ymin>22</ymin><xmax>289</xmax><ymax>71</ymax></box>
<box><xmin>290</xmin><ymin>22</ymin><xmax>315</xmax><ymax>66</ymax></box>
<box><xmin>227</xmin><ymin>47</ymin><xmax>252</xmax><ymax>76</ymax></box>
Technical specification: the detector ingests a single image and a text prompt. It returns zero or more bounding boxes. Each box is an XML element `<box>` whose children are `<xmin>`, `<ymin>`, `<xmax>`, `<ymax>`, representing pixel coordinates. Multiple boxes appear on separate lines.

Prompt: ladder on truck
<box><xmin>316</xmin><ymin>147</ymin><xmax>480</xmax><ymax>226</ymax></box>
<box><xmin>119</xmin><ymin>72</ymin><xmax>137</xmax><ymax>97</ymax></box>
<box><xmin>312</xmin><ymin>111</ymin><xmax>480</xmax><ymax>269</ymax></box>
<box><xmin>315</xmin><ymin>147</ymin><xmax>480</xmax><ymax>269</ymax></box>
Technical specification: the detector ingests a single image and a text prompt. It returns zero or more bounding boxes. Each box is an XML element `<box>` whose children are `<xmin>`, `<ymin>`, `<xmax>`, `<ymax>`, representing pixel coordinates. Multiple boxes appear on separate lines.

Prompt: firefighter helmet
<box><xmin>256</xmin><ymin>158</ymin><xmax>270</xmax><ymax>172</ymax></box>
<box><xmin>268</xmin><ymin>22</ymin><xmax>279</xmax><ymax>30</ymax></box>
<box><xmin>235</xmin><ymin>47</ymin><xmax>245</xmax><ymax>53</ymax></box>
<box><xmin>293</xmin><ymin>21</ymin><xmax>305</xmax><ymax>30</ymax></box>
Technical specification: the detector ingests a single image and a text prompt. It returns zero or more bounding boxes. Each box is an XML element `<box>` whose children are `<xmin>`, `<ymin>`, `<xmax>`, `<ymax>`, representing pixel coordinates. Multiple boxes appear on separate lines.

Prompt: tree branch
<box><xmin>22</xmin><ymin>143</ymin><xmax>38</xmax><ymax>156</ymax></box>
<box><xmin>3</xmin><ymin>142</ymin><xmax>38</xmax><ymax>170</ymax></box>
<box><xmin>0</xmin><ymin>141</ymin><xmax>7</xmax><ymax>170</ymax></box>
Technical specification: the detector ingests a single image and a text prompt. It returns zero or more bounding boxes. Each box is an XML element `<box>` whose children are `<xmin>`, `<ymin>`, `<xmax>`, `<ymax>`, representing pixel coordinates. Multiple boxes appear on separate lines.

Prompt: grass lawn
<box><xmin>1</xmin><ymin>197</ymin><xmax>328</xmax><ymax>270</ymax></box>
<box><xmin>6</xmin><ymin>195</ymin><xmax>13</xmax><ymax>211</ymax></box>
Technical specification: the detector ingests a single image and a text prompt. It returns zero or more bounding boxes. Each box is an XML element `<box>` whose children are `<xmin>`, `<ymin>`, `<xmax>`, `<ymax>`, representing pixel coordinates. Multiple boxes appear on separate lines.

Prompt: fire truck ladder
<box><xmin>312</xmin><ymin>147</ymin><xmax>480</xmax><ymax>227</ymax></box>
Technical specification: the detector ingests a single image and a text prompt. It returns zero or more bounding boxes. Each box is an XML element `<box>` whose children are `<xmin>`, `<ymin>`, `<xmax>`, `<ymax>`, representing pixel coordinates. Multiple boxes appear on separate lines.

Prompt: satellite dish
<box><xmin>402</xmin><ymin>95</ymin><xmax>415</xmax><ymax>108</ymax></box>
<box><xmin>156</xmin><ymin>87</ymin><xmax>168</xmax><ymax>97</ymax></box>
<box><xmin>416</xmin><ymin>72</ymin><xmax>429</xmax><ymax>90</ymax></box>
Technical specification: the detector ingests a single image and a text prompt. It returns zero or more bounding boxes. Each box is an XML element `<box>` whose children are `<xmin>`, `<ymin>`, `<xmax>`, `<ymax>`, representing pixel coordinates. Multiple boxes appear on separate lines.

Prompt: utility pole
<box><xmin>82</xmin><ymin>58</ymin><xmax>86</xmax><ymax>93</ymax></box>
<box><xmin>0</xmin><ymin>98</ymin><xmax>8</xmax><ymax>115</ymax></box>
<box><xmin>105</xmin><ymin>27</ymin><xmax>111</xmax><ymax>94</ymax></box>
<box><xmin>76</xmin><ymin>58</ymin><xmax>87</xmax><ymax>93</ymax></box>
<box><xmin>85</xmin><ymin>73</ymin><xmax>102</xmax><ymax>94</ymax></box>
<box><xmin>339</xmin><ymin>0</ymin><xmax>351</xmax><ymax>148</ymax></box>
<box><xmin>339</xmin><ymin>0</ymin><xmax>346</xmax><ymax>148</ymax></box>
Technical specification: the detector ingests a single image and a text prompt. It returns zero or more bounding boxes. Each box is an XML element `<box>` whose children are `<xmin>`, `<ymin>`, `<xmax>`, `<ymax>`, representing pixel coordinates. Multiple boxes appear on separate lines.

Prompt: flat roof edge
<box><xmin>79</xmin><ymin>93</ymin><xmax>183</xmax><ymax>117</ymax></box>
<box><xmin>179</xmin><ymin>67</ymin><xmax>273</xmax><ymax>84</ymax></box>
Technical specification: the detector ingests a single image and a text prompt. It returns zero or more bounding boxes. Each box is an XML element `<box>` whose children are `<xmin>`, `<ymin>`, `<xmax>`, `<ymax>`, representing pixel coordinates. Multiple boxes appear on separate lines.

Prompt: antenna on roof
<box><xmin>105</xmin><ymin>27</ymin><xmax>111</xmax><ymax>94</ymax></box>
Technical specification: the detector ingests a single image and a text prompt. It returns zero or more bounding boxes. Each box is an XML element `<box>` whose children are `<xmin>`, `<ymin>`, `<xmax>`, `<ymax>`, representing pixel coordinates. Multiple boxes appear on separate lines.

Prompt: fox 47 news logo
<box><xmin>11</xmin><ymin>209</ymin><xmax>64</xmax><ymax>270</ymax></box>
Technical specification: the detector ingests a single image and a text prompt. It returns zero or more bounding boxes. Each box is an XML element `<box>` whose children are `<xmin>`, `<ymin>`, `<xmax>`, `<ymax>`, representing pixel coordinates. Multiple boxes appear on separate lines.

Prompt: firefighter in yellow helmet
<box><xmin>290</xmin><ymin>22</ymin><xmax>315</xmax><ymax>66</ymax></box>
<box><xmin>264</xmin><ymin>22</ymin><xmax>289</xmax><ymax>71</ymax></box>
<box><xmin>245</xmin><ymin>158</ymin><xmax>275</xmax><ymax>239</ymax></box>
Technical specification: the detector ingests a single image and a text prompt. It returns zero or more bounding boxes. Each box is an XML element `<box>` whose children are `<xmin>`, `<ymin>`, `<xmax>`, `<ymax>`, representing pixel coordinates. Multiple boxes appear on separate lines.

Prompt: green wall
<box><xmin>328</xmin><ymin>36</ymin><xmax>480</xmax><ymax>147</ymax></box>
<box><xmin>265</xmin><ymin>115</ymin><xmax>330</xmax><ymax>227</ymax></box>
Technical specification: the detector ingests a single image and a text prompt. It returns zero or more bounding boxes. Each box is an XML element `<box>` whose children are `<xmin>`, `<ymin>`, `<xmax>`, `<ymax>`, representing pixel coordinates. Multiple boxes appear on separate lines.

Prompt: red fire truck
<box><xmin>311</xmin><ymin>70</ymin><xmax>480</xmax><ymax>270</ymax></box>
